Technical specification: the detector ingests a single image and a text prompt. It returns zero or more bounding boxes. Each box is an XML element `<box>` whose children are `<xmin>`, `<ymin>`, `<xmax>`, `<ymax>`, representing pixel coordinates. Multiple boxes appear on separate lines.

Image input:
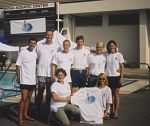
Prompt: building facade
<box><xmin>0</xmin><ymin>0</ymin><xmax>149</xmax><ymax>68</ymax></box>
<box><xmin>60</xmin><ymin>0</ymin><xmax>150</xmax><ymax>68</ymax></box>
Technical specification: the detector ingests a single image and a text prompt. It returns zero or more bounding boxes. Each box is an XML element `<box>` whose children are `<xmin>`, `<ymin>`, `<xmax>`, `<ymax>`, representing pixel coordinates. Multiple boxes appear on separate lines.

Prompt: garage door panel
<box><xmin>75</xmin><ymin>25</ymin><xmax>139</xmax><ymax>64</ymax></box>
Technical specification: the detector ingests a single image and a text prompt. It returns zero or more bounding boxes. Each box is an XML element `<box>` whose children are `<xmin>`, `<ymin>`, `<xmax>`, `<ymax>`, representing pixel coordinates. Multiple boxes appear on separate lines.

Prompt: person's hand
<box><xmin>119</xmin><ymin>78</ymin><xmax>123</xmax><ymax>86</ymax></box>
<box><xmin>116</xmin><ymin>68</ymin><xmax>120</xmax><ymax>73</ymax></box>
<box><xmin>103</xmin><ymin>112</ymin><xmax>110</xmax><ymax>120</ymax></box>
<box><xmin>66</xmin><ymin>96</ymin><xmax>71</xmax><ymax>102</ymax></box>
<box><xmin>16</xmin><ymin>77</ymin><xmax>20</xmax><ymax>84</ymax></box>
<box><xmin>50</xmin><ymin>77</ymin><xmax>56</xmax><ymax>83</ymax></box>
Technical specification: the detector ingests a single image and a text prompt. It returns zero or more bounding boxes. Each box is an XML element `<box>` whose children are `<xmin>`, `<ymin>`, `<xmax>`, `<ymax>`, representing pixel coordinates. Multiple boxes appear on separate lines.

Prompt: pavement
<box><xmin>0</xmin><ymin>68</ymin><xmax>150</xmax><ymax>126</ymax></box>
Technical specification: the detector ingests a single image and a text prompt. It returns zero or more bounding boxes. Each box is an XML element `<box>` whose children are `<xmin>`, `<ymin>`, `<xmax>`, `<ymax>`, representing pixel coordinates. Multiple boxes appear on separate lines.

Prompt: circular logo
<box><xmin>22</xmin><ymin>23</ymin><xmax>33</xmax><ymax>32</ymax></box>
<box><xmin>87</xmin><ymin>95</ymin><xmax>96</xmax><ymax>103</ymax></box>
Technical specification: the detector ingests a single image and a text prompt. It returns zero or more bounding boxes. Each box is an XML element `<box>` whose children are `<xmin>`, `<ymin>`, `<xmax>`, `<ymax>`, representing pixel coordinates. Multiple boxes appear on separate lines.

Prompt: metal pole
<box><xmin>56</xmin><ymin>2</ymin><xmax>60</xmax><ymax>32</ymax></box>
<box><xmin>148</xmin><ymin>64</ymin><xmax>150</xmax><ymax>88</ymax></box>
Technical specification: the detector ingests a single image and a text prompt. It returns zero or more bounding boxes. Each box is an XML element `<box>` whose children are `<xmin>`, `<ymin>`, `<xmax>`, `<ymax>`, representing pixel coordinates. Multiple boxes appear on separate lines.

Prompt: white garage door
<box><xmin>75</xmin><ymin>25</ymin><xmax>139</xmax><ymax>64</ymax></box>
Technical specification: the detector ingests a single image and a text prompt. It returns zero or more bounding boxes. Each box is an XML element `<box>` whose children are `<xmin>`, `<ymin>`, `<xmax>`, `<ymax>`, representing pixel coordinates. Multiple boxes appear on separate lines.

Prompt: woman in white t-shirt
<box><xmin>50</xmin><ymin>68</ymin><xmax>80</xmax><ymax>126</ymax></box>
<box><xmin>105</xmin><ymin>40</ymin><xmax>124</xmax><ymax>119</ymax></box>
<box><xmin>97</xmin><ymin>73</ymin><xmax>112</xmax><ymax>120</ymax></box>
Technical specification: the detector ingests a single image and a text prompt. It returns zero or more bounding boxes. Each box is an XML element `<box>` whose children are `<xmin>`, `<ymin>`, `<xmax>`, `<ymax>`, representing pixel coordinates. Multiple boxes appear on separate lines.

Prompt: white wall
<box><xmin>139</xmin><ymin>11</ymin><xmax>150</xmax><ymax>69</ymax></box>
<box><xmin>60</xmin><ymin>0</ymin><xmax>150</xmax><ymax>14</ymax></box>
<box><xmin>75</xmin><ymin>25</ymin><xmax>139</xmax><ymax>64</ymax></box>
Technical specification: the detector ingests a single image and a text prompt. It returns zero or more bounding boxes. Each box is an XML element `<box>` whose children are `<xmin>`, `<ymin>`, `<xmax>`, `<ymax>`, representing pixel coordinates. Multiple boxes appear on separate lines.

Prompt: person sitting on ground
<box><xmin>50</xmin><ymin>68</ymin><xmax>80</xmax><ymax>126</ymax></box>
<box><xmin>96</xmin><ymin>73</ymin><xmax>112</xmax><ymax>120</ymax></box>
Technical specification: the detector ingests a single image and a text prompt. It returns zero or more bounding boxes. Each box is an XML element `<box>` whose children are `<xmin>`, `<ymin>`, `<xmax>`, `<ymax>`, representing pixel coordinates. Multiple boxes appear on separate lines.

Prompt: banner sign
<box><xmin>10</xmin><ymin>18</ymin><xmax>46</xmax><ymax>34</ymax></box>
<box><xmin>4</xmin><ymin>3</ymin><xmax>55</xmax><ymax>11</ymax></box>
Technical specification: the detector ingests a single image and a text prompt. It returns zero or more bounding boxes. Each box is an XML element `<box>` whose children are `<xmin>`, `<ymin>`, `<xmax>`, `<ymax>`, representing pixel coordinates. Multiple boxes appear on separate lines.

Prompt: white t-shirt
<box><xmin>88</xmin><ymin>53</ymin><xmax>106</xmax><ymax>76</ymax></box>
<box><xmin>16</xmin><ymin>49</ymin><xmax>37</xmax><ymax>85</ymax></box>
<box><xmin>105</xmin><ymin>52</ymin><xmax>124</xmax><ymax>76</ymax></box>
<box><xmin>71</xmin><ymin>47</ymin><xmax>90</xmax><ymax>69</ymax></box>
<box><xmin>71</xmin><ymin>87</ymin><xmax>104</xmax><ymax>124</ymax></box>
<box><xmin>50</xmin><ymin>81</ymin><xmax>71</xmax><ymax>111</ymax></box>
<box><xmin>36</xmin><ymin>42</ymin><xmax>59</xmax><ymax>77</ymax></box>
<box><xmin>100</xmin><ymin>86</ymin><xmax>112</xmax><ymax>111</ymax></box>
<box><xmin>52</xmin><ymin>51</ymin><xmax>74</xmax><ymax>82</ymax></box>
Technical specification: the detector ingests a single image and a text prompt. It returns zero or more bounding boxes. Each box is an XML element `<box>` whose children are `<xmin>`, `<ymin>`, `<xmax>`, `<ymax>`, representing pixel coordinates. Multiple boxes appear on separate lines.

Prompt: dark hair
<box><xmin>28</xmin><ymin>37</ymin><xmax>37</xmax><ymax>44</ymax></box>
<box><xmin>45</xmin><ymin>29</ymin><xmax>54</xmax><ymax>34</ymax></box>
<box><xmin>55</xmin><ymin>68</ymin><xmax>67</xmax><ymax>77</ymax></box>
<box><xmin>106</xmin><ymin>40</ymin><xmax>118</xmax><ymax>53</ymax></box>
<box><xmin>63</xmin><ymin>39</ymin><xmax>70</xmax><ymax>45</ymax></box>
<box><xmin>76</xmin><ymin>35</ymin><xmax>84</xmax><ymax>43</ymax></box>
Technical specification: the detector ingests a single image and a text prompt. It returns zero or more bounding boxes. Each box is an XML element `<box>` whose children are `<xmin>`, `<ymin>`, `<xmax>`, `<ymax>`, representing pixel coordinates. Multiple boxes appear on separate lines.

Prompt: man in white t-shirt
<box><xmin>16</xmin><ymin>37</ymin><xmax>37</xmax><ymax>125</ymax></box>
<box><xmin>71</xmin><ymin>87</ymin><xmax>104</xmax><ymax>124</ymax></box>
<box><xmin>36</xmin><ymin>30</ymin><xmax>60</xmax><ymax>109</ymax></box>
<box><xmin>71</xmin><ymin>36</ymin><xmax>90</xmax><ymax>93</ymax></box>
<box><xmin>51</xmin><ymin>40</ymin><xmax>74</xmax><ymax>84</ymax></box>
<box><xmin>87</xmin><ymin>41</ymin><xmax>106</xmax><ymax>87</ymax></box>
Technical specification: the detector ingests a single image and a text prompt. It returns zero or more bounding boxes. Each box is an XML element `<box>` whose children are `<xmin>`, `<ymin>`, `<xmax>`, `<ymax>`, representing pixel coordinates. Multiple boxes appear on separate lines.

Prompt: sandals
<box><xmin>23</xmin><ymin>116</ymin><xmax>35</xmax><ymax>121</ymax></box>
<box><xmin>113</xmin><ymin>114</ymin><xmax>119</xmax><ymax>119</ymax></box>
<box><xmin>18</xmin><ymin>122</ymin><xmax>26</xmax><ymax>126</ymax></box>
<box><xmin>103</xmin><ymin>114</ymin><xmax>111</xmax><ymax>120</ymax></box>
<box><xmin>104</xmin><ymin>116</ymin><xmax>110</xmax><ymax>120</ymax></box>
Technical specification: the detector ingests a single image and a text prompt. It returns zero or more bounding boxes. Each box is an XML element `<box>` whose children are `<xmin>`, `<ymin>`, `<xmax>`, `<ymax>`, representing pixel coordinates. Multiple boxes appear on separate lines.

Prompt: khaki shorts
<box><xmin>38</xmin><ymin>76</ymin><xmax>47</xmax><ymax>83</ymax></box>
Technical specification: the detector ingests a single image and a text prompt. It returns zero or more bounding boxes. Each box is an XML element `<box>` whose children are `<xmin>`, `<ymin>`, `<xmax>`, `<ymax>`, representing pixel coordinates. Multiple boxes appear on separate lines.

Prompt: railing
<box><xmin>0</xmin><ymin>62</ymin><xmax>20</xmax><ymax>101</ymax></box>
<box><xmin>0</xmin><ymin>61</ymin><xmax>13</xmax><ymax>80</ymax></box>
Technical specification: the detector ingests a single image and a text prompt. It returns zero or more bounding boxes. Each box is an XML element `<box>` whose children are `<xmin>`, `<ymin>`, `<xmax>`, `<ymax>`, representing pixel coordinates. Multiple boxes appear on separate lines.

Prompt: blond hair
<box><xmin>96</xmin><ymin>73</ymin><xmax>108</xmax><ymax>87</ymax></box>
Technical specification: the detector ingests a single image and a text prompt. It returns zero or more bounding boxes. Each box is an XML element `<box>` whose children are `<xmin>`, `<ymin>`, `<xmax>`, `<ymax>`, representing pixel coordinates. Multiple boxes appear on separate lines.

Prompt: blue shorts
<box><xmin>88</xmin><ymin>74</ymin><xmax>97</xmax><ymax>87</ymax></box>
<box><xmin>71</xmin><ymin>69</ymin><xmax>87</xmax><ymax>88</ymax></box>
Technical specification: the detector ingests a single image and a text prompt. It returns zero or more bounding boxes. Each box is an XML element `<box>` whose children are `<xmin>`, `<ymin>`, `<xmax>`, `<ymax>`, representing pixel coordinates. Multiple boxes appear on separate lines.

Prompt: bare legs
<box><xmin>19</xmin><ymin>90</ymin><xmax>34</xmax><ymax>125</ymax></box>
<box><xmin>35</xmin><ymin>82</ymin><xmax>45</xmax><ymax>107</ymax></box>
<box><xmin>112</xmin><ymin>88</ymin><xmax>120</xmax><ymax>118</ymax></box>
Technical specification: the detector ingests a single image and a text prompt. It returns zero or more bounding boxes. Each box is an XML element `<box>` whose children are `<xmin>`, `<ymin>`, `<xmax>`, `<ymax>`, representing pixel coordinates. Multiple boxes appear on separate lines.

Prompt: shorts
<box><xmin>88</xmin><ymin>74</ymin><xmax>97</xmax><ymax>87</ymax></box>
<box><xmin>107</xmin><ymin>76</ymin><xmax>121</xmax><ymax>89</ymax></box>
<box><xmin>20</xmin><ymin>84</ymin><xmax>36</xmax><ymax>92</ymax></box>
<box><xmin>71</xmin><ymin>69</ymin><xmax>87</xmax><ymax>88</ymax></box>
<box><xmin>38</xmin><ymin>76</ymin><xmax>47</xmax><ymax>83</ymax></box>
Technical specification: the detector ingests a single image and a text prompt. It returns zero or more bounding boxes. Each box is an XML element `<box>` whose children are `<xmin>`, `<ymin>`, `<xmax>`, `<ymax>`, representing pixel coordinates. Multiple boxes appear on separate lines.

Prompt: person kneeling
<box><xmin>50</xmin><ymin>68</ymin><xmax>80</xmax><ymax>126</ymax></box>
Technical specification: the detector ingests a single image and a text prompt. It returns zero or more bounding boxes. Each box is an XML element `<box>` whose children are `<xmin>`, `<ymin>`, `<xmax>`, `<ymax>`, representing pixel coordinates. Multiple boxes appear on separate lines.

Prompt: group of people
<box><xmin>16</xmin><ymin>29</ymin><xmax>124</xmax><ymax>126</ymax></box>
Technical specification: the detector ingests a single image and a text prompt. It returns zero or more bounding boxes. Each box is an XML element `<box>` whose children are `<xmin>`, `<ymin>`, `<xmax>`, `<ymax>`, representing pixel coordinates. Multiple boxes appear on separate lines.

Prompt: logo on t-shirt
<box><xmin>87</xmin><ymin>93</ymin><xmax>96</xmax><ymax>103</ymax></box>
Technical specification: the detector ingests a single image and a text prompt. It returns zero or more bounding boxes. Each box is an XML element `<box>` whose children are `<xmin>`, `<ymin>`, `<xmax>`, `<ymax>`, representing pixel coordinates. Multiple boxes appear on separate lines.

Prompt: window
<box><xmin>75</xmin><ymin>15</ymin><xmax>102</xmax><ymax>26</ymax></box>
<box><xmin>109</xmin><ymin>13</ymin><xmax>139</xmax><ymax>25</ymax></box>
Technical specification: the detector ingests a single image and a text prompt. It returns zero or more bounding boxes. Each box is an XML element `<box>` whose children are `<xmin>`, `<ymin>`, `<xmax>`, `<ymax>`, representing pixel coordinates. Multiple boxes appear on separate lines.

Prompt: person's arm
<box><xmin>119</xmin><ymin>63</ymin><xmax>124</xmax><ymax>81</ymax></box>
<box><xmin>86</xmin><ymin>67</ymin><xmax>90</xmax><ymax>80</ymax></box>
<box><xmin>51</xmin><ymin>92</ymin><xmax>71</xmax><ymax>102</ymax></box>
<box><xmin>105</xmin><ymin>103</ymin><xmax>111</xmax><ymax>113</ymax></box>
<box><xmin>104</xmin><ymin>103</ymin><xmax>111</xmax><ymax>119</ymax></box>
<box><xmin>51</xmin><ymin>64</ymin><xmax>57</xmax><ymax>81</ymax></box>
<box><xmin>16</xmin><ymin>65</ymin><xmax>20</xmax><ymax>84</ymax></box>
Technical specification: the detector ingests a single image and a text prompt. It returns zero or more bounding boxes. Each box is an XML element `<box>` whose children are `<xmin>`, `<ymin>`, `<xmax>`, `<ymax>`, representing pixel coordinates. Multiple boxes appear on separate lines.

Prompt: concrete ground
<box><xmin>0</xmin><ymin>68</ymin><xmax>150</xmax><ymax>126</ymax></box>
